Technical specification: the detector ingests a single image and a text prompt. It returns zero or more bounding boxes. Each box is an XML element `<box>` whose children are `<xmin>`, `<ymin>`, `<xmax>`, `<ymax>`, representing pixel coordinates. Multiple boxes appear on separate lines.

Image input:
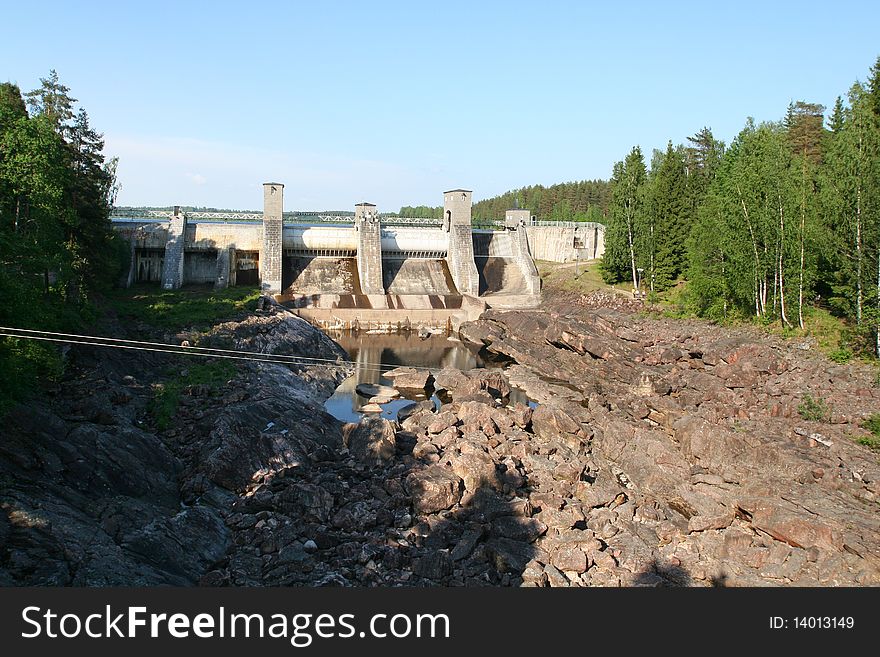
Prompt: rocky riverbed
<box><xmin>1</xmin><ymin>296</ymin><xmax>878</xmax><ymax>586</ymax></box>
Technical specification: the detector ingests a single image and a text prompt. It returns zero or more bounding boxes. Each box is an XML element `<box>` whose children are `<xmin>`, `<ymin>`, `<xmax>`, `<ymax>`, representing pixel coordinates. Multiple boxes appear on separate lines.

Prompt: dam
<box><xmin>112</xmin><ymin>183</ymin><xmax>603</xmax><ymax>329</ymax></box>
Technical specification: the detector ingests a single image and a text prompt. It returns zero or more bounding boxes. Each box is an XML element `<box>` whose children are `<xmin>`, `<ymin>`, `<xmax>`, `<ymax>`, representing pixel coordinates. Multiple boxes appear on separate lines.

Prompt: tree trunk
<box><xmin>627</xmin><ymin>212</ymin><xmax>638</xmax><ymax>291</ymax></box>
<box><xmin>778</xmin><ymin>196</ymin><xmax>790</xmax><ymax>328</ymax></box>
<box><xmin>736</xmin><ymin>185</ymin><xmax>762</xmax><ymax>316</ymax></box>
<box><xmin>798</xmin><ymin>158</ymin><xmax>806</xmax><ymax>330</ymax></box>
<box><xmin>855</xmin><ymin>182</ymin><xmax>863</xmax><ymax>325</ymax></box>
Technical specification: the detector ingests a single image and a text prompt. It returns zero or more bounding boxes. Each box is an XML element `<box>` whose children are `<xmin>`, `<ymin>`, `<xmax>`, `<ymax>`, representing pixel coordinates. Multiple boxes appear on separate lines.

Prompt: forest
<box><xmin>396</xmin><ymin>180</ymin><xmax>611</xmax><ymax>222</ymax></box>
<box><xmin>0</xmin><ymin>71</ymin><xmax>124</xmax><ymax>411</ymax></box>
<box><xmin>600</xmin><ymin>56</ymin><xmax>880</xmax><ymax>357</ymax></box>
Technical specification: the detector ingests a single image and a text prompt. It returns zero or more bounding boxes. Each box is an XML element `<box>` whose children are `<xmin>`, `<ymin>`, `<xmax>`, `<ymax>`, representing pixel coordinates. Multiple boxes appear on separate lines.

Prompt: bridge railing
<box><xmin>529</xmin><ymin>219</ymin><xmax>606</xmax><ymax>228</ymax></box>
<box><xmin>110</xmin><ymin>209</ymin><xmax>453</xmax><ymax>226</ymax></box>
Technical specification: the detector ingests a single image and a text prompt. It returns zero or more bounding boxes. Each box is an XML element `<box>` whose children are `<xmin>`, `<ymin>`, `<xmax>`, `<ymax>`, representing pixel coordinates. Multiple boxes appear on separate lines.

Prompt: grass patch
<box><xmin>536</xmin><ymin>260</ymin><xmax>630</xmax><ymax>296</ymax></box>
<box><xmin>107</xmin><ymin>284</ymin><xmax>260</xmax><ymax>331</ymax></box>
<box><xmin>150</xmin><ymin>360</ymin><xmax>238</xmax><ymax>431</ymax></box>
<box><xmin>798</xmin><ymin>394</ymin><xmax>831</xmax><ymax>422</ymax></box>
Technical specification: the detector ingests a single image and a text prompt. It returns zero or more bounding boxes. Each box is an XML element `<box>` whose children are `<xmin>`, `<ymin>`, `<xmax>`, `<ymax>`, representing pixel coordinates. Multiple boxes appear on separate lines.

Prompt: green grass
<box><xmin>150</xmin><ymin>360</ymin><xmax>238</xmax><ymax>431</ymax></box>
<box><xmin>798</xmin><ymin>394</ymin><xmax>831</xmax><ymax>422</ymax></box>
<box><xmin>536</xmin><ymin>260</ymin><xmax>631</xmax><ymax>296</ymax></box>
<box><xmin>106</xmin><ymin>284</ymin><xmax>260</xmax><ymax>331</ymax></box>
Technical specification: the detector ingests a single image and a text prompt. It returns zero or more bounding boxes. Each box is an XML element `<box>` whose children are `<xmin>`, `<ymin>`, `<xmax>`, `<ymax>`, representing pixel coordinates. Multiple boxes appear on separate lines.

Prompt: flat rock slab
<box><xmin>355</xmin><ymin>384</ymin><xmax>399</xmax><ymax>399</ymax></box>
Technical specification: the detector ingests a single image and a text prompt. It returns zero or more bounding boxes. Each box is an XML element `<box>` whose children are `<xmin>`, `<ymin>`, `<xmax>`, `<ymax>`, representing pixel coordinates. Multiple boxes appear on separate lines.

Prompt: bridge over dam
<box><xmin>111</xmin><ymin>183</ymin><xmax>604</xmax><ymax>330</ymax></box>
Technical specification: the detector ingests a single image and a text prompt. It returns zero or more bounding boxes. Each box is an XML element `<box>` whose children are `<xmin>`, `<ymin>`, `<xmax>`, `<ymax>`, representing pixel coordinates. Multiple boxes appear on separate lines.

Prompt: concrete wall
<box><xmin>381</xmin><ymin>227</ymin><xmax>448</xmax><ymax>254</ymax></box>
<box><xmin>261</xmin><ymin>183</ymin><xmax>284</xmax><ymax>294</ymax></box>
<box><xmin>187</xmin><ymin>222</ymin><xmax>263</xmax><ymax>251</ymax></box>
<box><xmin>284</xmin><ymin>257</ymin><xmax>360</xmax><ymax>295</ymax></box>
<box><xmin>526</xmin><ymin>223</ymin><xmax>606</xmax><ymax>262</ymax></box>
<box><xmin>383</xmin><ymin>259</ymin><xmax>456</xmax><ymax>295</ymax></box>
<box><xmin>284</xmin><ymin>226</ymin><xmax>358</xmax><ymax>251</ymax></box>
<box><xmin>183</xmin><ymin>250</ymin><xmax>218</xmax><ymax>285</ymax></box>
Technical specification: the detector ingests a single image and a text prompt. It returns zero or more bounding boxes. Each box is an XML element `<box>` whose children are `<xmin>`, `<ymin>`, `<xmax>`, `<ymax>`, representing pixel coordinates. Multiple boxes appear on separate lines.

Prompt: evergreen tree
<box><xmin>600</xmin><ymin>147</ymin><xmax>647</xmax><ymax>289</ymax></box>
<box><xmin>645</xmin><ymin>142</ymin><xmax>690</xmax><ymax>291</ymax></box>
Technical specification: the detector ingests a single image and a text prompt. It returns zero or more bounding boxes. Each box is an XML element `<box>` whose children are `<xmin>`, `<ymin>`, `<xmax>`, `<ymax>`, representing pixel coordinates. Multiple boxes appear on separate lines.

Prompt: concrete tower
<box><xmin>355</xmin><ymin>202</ymin><xmax>384</xmax><ymax>295</ymax></box>
<box><xmin>261</xmin><ymin>182</ymin><xmax>284</xmax><ymax>295</ymax></box>
<box><xmin>443</xmin><ymin>189</ymin><xmax>479</xmax><ymax>297</ymax></box>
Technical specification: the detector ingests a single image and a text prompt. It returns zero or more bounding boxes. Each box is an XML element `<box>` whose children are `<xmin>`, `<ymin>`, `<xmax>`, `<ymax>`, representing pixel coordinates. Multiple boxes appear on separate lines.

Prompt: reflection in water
<box><xmin>323</xmin><ymin>331</ymin><xmax>533</xmax><ymax>423</ymax></box>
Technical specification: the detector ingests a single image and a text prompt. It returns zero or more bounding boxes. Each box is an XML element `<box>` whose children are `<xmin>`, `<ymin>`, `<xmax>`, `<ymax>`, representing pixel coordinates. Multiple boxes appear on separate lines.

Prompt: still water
<box><xmin>323</xmin><ymin>331</ymin><xmax>532</xmax><ymax>423</ymax></box>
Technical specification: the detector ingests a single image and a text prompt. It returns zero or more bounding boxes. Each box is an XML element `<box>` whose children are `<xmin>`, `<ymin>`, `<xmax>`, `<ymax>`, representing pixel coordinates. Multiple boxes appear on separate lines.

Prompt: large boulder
<box><xmin>343</xmin><ymin>417</ymin><xmax>397</xmax><ymax>465</ymax></box>
<box><xmin>405</xmin><ymin>466</ymin><xmax>464</xmax><ymax>514</ymax></box>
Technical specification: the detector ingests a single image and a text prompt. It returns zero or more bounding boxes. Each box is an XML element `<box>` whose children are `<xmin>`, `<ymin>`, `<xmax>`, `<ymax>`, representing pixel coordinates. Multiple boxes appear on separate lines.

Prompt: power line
<box><xmin>0</xmin><ymin>326</ymin><xmax>442</xmax><ymax>376</ymax></box>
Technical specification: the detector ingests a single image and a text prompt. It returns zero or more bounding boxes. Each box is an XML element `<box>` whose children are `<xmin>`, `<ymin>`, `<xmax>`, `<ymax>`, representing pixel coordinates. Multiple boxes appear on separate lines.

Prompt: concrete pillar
<box><xmin>125</xmin><ymin>242</ymin><xmax>137</xmax><ymax>288</ymax></box>
<box><xmin>594</xmin><ymin>223</ymin><xmax>606</xmax><ymax>259</ymax></box>
<box><xmin>443</xmin><ymin>189</ymin><xmax>479</xmax><ymax>297</ymax></box>
<box><xmin>261</xmin><ymin>182</ymin><xmax>284</xmax><ymax>294</ymax></box>
<box><xmin>160</xmin><ymin>206</ymin><xmax>186</xmax><ymax>289</ymax></box>
<box><xmin>215</xmin><ymin>246</ymin><xmax>232</xmax><ymax>290</ymax></box>
<box><xmin>355</xmin><ymin>202</ymin><xmax>384</xmax><ymax>295</ymax></box>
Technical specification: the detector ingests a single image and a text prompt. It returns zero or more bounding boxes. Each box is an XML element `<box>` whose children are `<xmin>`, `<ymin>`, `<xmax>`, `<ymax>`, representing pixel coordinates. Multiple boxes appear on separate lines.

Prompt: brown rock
<box><xmin>551</xmin><ymin>545</ymin><xmax>588</xmax><ymax>573</ymax></box>
<box><xmin>405</xmin><ymin>466</ymin><xmax>463</xmax><ymax>514</ymax></box>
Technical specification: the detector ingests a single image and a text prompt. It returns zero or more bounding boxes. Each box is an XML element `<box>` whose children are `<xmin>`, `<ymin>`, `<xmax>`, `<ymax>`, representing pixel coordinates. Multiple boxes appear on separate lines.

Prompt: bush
<box><xmin>797</xmin><ymin>394</ymin><xmax>830</xmax><ymax>422</ymax></box>
<box><xmin>828</xmin><ymin>347</ymin><xmax>853</xmax><ymax>364</ymax></box>
<box><xmin>862</xmin><ymin>413</ymin><xmax>880</xmax><ymax>437</ymax></box>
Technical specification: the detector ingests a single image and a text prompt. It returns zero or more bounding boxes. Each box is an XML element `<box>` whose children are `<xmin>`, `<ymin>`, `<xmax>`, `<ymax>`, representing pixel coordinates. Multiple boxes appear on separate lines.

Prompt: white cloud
<box><xmin>186</xmin><ymin>172</ymin><xmax>208</xmax><ymax>186</ymax></box>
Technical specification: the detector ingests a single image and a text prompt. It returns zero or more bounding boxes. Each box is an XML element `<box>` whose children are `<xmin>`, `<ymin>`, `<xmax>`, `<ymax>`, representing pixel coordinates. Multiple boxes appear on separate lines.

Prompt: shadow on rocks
<box><xmin>631</xmin><ymin>558</ymin><xmax>692</xmax><ymax>587</ymax></box>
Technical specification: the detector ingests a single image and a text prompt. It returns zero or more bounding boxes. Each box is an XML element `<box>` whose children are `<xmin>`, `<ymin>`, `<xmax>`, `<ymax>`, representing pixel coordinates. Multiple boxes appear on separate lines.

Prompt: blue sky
<box><xmin>3</xmin><ymin>1</ymin><xmax>878</xmax><ymax>211</ymax></box>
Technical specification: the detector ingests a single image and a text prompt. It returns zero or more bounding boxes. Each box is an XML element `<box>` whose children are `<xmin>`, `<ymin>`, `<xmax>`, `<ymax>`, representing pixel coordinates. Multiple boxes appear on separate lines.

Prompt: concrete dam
<box><xmin>112</xmin><ymin>183</ymin><xmax>604</xmax><ymax>329</ymax></box>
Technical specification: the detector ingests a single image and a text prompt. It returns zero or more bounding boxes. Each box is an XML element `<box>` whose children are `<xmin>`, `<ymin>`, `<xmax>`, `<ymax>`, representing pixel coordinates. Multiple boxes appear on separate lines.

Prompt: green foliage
<box><xmin>827</xmin><ymin>347</ymin><xmax>853</xmax><ymax>363</ymax></box>
<box><xmin>0</xmin><ymin>71</ymin><xmax>123</xmax><ymax>415</ymax></box>
<box><xmin>645</xmin><ymin>142</ymin><xmax>690</xmax><ymax>291</ymax></box>
<box><xmin>600</xmin><ymin>148</ymin><xmax>647</xmax><ymax>287</ymax></box>
<box><xmin>798</xmin><ymin>394</ymin><xmax>831</xmax><ymax>422</ymax></box>
<box><xmin>150</xmin><ymin>360</ymin><xmax>237</xmax><ymax>431</ymax></box>
<box><xmin>862</xmin><ymin>413</ymin><xmax>880</xmax><ymax>437</ymax></box>
<box><xmin>397</xmin><ymin>205</ymin><xmax>442</xmax><ymax>219</ymax></box>
<box><xmin>472</xmin><ymin>180</ymin><xmax>610</xmax><ymax>223</ymax></box>
<box><xmin>107</xmin><ymin>285</ymin><xmax>260</xmax><ymax>331</ymax></box>
<box><xmin>856</xmin><ymin>412</ymin><xmax>880</xmax><ymax>450</ymax></box>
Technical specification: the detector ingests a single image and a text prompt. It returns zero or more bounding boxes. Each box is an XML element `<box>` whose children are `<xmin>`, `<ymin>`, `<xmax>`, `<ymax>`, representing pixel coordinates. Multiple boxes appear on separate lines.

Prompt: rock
<box><xmin>550</xmin><ymin>545</ymin><xmax>589</xmax><ymax>573</ymax></box>
<box><xmin>531</xmin><ymin>406</ymin><xmax>581</xmax><ymax>440</ymax></box>
<box><xmin>355</xmin><ymin>383</ymin><xmax>399</xmax><ymax>399</ymax></box>
<box><xmin>739</xmin><ymin>498</ymin><xmax>841</xmax><ymax>550</ymax></box>
<box><xmin>451</xmin><ymin>528</ymin><xmax>484</xmax><ymax>561</ymax></box>
<box><xmin>122</xmin><ymin>507</ymin><xmax>231</xmax><ymax>583</ymax></box>
<box><xmin>343</xmin><ymin>417</ymin><xmax>397</xmax><ymax>465</ymax></box>
<box><xmin>543</xmin><ymin>563</ymin><xmax>569</xmax><ymax>587</ymax></box>
<box><xmin>412</xmin><ymin>551</ymin><xmax>452</xmax><ymax>580</ymax></box>
<box><xmin>486</xmin><ymin>538</ymin><xmax>539</xmax><ymax>573</ymax></box>
<box><xmin>491</xmin><ymin>516</ymin><xmax>547</xmax><ymax>541</ymax></box>
<box><xmin>384</xmin><ymin>367</ymin><xmax>433</xmax><ymax>391</ymax></box>
<box><xmin>427</xmin><ymin>411</ymin><xmax>458</xmax><ymax>434</ymax></box>
<box><xmin>303</xmin><ymin>539</ymin><xmax>318</xmax><ymax>553</ymax></box>
<box><xmin>687</xmin><ymin>512</ymin><xmax>734</xmax><ymax>533</ymax></box>
<box><xmin>432</xmin><ymin>368</ymin><xmax>473</xmax><ymax>394</ymax></box>
<box><xmin>405</xmin><ymin>466</ymin><xmax>464</xmax><ymax>514</ymax></box>
<box><xmin>450</xmin><ymin>450</ymin><xmax>499</xmax><ymax>494</ymax></box>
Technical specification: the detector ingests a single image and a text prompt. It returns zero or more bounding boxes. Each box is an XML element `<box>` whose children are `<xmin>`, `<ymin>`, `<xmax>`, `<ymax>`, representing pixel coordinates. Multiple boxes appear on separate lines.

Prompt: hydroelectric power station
<box><xmin>112</xmin><ymin>183</ymin><xmax>604</xmax><ymax>329</ymax></box>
